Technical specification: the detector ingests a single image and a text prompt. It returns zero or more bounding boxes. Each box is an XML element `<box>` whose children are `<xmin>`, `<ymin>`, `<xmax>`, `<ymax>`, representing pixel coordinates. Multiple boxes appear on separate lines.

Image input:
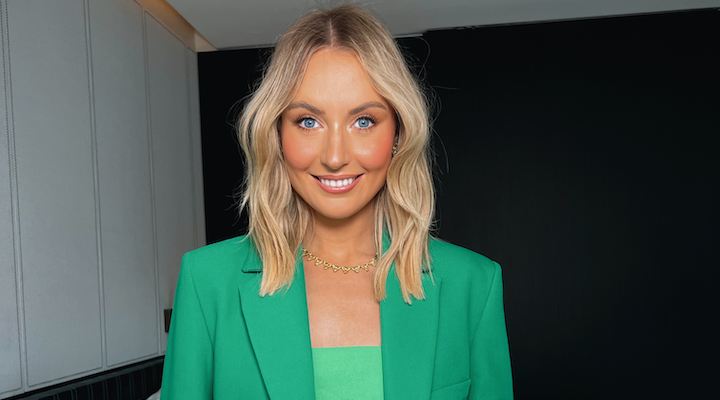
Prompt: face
<box><xmin>280</xmin><ymin>48</ymin><xmax>396</xmax><ymax>222</ymax></box>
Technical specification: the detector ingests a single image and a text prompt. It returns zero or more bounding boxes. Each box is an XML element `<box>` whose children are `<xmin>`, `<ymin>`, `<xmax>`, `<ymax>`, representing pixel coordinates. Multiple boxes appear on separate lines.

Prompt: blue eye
<box><xmin>300</xmin><ymin>118</ymin><xmax>318</xmax><ymax>129</ymax></box>
<box><xmin>355</xmin><ymin>117</ymin><xmax>374</xmax><ymax>129</ymax></box>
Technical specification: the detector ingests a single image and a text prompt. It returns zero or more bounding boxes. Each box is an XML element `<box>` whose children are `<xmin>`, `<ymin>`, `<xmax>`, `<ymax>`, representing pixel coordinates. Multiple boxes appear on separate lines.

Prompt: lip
<box><xmin>313</xmin><ymin>174</ymin><xmax>362</xmax><ymax>194</ymax></box>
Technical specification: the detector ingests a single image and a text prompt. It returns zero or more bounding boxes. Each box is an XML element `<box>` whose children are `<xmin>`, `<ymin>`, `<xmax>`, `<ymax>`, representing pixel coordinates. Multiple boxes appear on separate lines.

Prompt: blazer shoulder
<box><xmin>428</xmin><ymin>237</ymin><xmax>500</xmax><ymax>282</ymax></box>
<box><xmin>181</xmin><ymin>235</ymin><xmax>259</xmax><ymax>283</ymax></box>
<box><xmin>427</xmin><ymin>238</ymin><xmax>504</xmax><ymax>319</ymax></box>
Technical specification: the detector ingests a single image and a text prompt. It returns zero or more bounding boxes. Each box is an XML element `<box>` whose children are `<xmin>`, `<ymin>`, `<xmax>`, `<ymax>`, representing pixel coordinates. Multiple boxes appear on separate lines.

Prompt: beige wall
<box><xmin>0</xmin><ymin>0</ymin><xmax>205</xmax><ymax>398</ymax></box>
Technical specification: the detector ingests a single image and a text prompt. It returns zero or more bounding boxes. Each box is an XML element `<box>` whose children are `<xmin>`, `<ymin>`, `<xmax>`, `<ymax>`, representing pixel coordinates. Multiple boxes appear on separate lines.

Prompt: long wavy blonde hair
<box><xmin>237</xmin><ymin>4</ymin><xmax>434</xmax><ymax>303</ymax></box>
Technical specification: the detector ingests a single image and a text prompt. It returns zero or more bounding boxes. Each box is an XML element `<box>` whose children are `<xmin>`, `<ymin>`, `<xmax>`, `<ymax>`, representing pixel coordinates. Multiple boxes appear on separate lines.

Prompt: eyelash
<box><xmin>295</xmin><ymin>116</ymin><xmax>319</xmax><ymax>131</ymax></box>
<box><xmin>354</xmin><ymin>115</ymin><xmax>377</xmax><ymax>129</ymax></box>
<box><xmin>293</xmin><ymin>115</ymin><xmax>377</xmax><ymax>131</ymax></box>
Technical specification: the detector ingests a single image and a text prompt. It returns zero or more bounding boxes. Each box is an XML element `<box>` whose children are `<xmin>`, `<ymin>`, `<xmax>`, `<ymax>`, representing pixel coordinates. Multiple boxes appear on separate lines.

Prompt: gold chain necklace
<box><xmin>302</xmin><ymin>249</ymin><xmax>378</xmax><ymax>274</ymax></box>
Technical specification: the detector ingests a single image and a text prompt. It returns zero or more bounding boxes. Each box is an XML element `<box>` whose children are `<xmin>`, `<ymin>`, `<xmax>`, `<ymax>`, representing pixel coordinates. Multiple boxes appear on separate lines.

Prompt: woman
<box><xmin>161</xmin><ymin>5</ymin><xmax>512</xmax><ymax>400</ymax></box>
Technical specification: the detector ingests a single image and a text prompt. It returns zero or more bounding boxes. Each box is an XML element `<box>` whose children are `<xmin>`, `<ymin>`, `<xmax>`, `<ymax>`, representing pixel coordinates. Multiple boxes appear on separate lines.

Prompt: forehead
<box><xmin>292</xmin><ymin>48</ymin><xmax>385</xmax><ymax>105</ymax></box>
<box><xmin>305</xmin><ymin>47</ymin><xmax>362</xmax><ymax>72</ymax></box>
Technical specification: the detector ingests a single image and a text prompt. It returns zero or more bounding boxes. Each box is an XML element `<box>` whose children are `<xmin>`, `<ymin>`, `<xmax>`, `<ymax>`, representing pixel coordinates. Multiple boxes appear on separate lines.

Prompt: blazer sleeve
<box><xmin>468</xmin><ymin>261</ymin><xmax>514</xmax><ymax>399</ymax></box>
<box><xmin>160</xmin><ymin>253</ymin><xmax>214</xmax><ymax>400</ymax></box>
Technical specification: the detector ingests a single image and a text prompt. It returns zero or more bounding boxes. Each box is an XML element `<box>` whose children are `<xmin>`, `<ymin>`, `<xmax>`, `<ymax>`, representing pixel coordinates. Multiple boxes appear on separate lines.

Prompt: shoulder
<box><xmin>428</xmin><ymin>237</ymin><xmax>499</xmax><ymax>277</ymax></box>
<box><xmin>427</xmin><ymin>237</ymin><xmax>501</xmax><ymax>297</ymax></box>
<box><xmin>180</xmin><ymin>235</ymin><xmax>260</xmax><ymax>285</ymax></box>
<box><xmin>183</xmin><ymin>235</ymin><xmax>255</xmax><ymax>264</ymax></box>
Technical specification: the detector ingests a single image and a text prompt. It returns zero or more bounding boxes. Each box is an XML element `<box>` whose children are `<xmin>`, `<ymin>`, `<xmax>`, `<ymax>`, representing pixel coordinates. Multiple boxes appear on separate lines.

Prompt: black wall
<box><xmin>198</xmin><ymin>9</ymin><xmax>718</xmax><ymax>399</ymax></box>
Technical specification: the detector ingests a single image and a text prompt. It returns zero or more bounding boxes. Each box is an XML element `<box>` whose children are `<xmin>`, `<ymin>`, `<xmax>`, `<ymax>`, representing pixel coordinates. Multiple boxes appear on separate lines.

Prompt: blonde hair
<box><xmin>237</xmin><ymin>4</ymin><xmax>434</xmax><ymax>303</ymax></box>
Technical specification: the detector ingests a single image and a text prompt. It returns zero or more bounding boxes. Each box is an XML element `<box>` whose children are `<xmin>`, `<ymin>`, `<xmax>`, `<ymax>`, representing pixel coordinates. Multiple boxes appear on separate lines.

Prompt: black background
<box><xmin>198</xmin><ymin>9</ymin><xmax>718</xmax><ymax>399</ymax></box>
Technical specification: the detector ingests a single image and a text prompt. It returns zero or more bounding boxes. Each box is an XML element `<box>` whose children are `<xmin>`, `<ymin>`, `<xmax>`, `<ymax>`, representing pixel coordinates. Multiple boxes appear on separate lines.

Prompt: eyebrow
<box><xmin>349</xmin><ymin>101</ymin><xmax>387</xmax><ymax>115</ymax></box>
<box><xmin>285</xmin><ymin>101</ymin><xmax>324</xmax><ymax>115</ymax></box>
<box><xmin>285</xmin><ymin>101</ymin><xmax>387</xmax><ymax>116</ymax></box>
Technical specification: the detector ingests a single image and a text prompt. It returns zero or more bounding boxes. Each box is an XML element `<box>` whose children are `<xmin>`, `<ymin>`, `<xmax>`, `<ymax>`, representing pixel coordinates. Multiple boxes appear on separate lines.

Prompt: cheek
<box><xmin>356</xmin><ymin>129</ymin><xmax>395</xmax><ymax>170</ymax></box>
<box><xmin>281</xmin><ymin>131</ymin><xmax>316</xmax><ymax>171</ymax></box>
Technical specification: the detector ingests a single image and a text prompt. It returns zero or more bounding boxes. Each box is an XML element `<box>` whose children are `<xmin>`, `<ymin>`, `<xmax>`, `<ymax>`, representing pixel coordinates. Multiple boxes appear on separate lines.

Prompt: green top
<box><xmin>311</xmin><ymin>346</ymin><xmax>384</xmax><ymax>400</ymax></box>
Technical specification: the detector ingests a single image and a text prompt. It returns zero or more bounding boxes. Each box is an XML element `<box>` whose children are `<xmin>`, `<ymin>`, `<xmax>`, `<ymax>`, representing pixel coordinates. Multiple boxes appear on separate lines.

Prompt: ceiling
<box><xmin>167</xmin><ymin>0</ymin><xmax>719</xmax><ymax>49</ymax></box>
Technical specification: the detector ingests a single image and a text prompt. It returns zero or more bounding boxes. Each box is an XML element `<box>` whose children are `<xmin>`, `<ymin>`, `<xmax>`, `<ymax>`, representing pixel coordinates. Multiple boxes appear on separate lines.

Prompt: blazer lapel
<box><xmin>238</xmin><ymin>248</ymin><xmax>315</xmax><ymax>400</ymax></box>
<box><xmin>381</xmin><ymin>267</ymin><xmax>442</xmax><ymax>400</ymax></box>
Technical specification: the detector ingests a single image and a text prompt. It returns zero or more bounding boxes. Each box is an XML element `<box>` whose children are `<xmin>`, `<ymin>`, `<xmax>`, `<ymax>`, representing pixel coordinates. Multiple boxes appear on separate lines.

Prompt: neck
<box><xmin>303</xmin><ymin>200</ymin><xmax>377</xmax><ymax>263</ymax></box>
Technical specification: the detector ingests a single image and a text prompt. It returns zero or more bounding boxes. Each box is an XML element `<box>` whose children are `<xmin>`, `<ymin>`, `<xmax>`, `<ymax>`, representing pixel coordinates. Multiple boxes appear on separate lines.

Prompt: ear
<box><xmin>394</xmin><ymin>123</ymin><xmax>400</xmax><ymax>149</ymax></box>
<box><xmin>393</xmin><ymin>111</ymin><xmax>402</xmax><ymax>144</ymax></box>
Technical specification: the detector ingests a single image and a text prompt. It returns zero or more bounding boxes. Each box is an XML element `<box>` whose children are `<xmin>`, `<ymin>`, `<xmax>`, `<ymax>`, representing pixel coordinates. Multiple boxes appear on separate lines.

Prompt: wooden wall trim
<box><xmin>135</xmin><ymin>0</ymin><xmax>215</xmax><ymax>52</ymax></box>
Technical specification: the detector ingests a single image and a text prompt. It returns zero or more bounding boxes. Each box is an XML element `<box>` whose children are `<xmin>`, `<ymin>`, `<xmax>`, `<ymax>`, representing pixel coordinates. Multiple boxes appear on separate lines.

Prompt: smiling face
<box><xmin>280</xmin><ymin>48</ymin><xmax>396</xmax><ymax>222</ymax></box>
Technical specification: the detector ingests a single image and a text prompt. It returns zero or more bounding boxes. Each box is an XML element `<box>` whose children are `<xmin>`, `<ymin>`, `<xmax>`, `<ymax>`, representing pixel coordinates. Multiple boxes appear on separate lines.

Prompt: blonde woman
<box><xmin>161</xmin><ymin>5</ymin><xmax>512</xmax><ymax>400</ymax></box>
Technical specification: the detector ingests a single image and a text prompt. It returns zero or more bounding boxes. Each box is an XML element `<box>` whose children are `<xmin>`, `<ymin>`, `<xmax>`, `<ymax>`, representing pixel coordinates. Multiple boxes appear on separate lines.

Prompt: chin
<box><xmin>307</xmin><ymin>198</ymin><xmax>376</xmax><ymax>222</ymax></box>
<box><xmin>312</xmin><ymin>207</ymin><xmax>364</xmax><ymax>221</ymax></box>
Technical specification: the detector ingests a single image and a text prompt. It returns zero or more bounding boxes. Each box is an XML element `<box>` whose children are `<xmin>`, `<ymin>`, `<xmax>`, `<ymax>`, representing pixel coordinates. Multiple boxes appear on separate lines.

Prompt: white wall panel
<box><xmin>89</xmin><ymin>0</ymin><xmax>158</xmax><ymax>367</ymax></box>
<box><xmin>186</xmin><ymin>49</ymin><xmax>206</xmax><ymax>247</ymax></box>
<box><xmin>145</xmin><ymin>14</ymin><xmax>197</xmax><ymax>353</ymax></box>
<box><xmin>6</xmin><ymin>0</ymin><xmax>102</xmax><ymax>386</ymax></box>
<box><xmin>0</xmin><ymin>2</ymin><xmax>22</xmax><ymax>395</ymax></box>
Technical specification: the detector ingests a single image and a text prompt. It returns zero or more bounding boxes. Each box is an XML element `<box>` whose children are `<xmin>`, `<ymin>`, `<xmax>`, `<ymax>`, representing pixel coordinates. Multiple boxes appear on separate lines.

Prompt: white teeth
<box><xmin>320</xmin><ymin>177</ymin><xmax>355</xmax><ymax>188</ymax></box>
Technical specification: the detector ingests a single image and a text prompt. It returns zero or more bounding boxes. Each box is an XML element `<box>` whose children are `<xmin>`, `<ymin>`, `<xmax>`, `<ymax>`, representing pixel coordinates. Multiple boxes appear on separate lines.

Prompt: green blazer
<box><xmin>161</xmin><ymin>236</ymin><xmax>513</xmax><ymax>400</ymax></box>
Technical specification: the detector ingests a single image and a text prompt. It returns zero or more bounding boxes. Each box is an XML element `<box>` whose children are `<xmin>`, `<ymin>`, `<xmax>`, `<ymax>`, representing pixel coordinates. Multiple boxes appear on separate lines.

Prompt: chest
<box><xmin>303</xmin><ymin>259</ymin><xmax>381</xmax><ymax>347</ymax></box>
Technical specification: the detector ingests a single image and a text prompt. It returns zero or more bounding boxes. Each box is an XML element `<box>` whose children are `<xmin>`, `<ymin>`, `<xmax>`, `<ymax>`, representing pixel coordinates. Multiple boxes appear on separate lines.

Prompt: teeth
<box><xmin>320</xmin><ymin>177</ymin><xmax>355</xmax><ymax>188</ymax></box>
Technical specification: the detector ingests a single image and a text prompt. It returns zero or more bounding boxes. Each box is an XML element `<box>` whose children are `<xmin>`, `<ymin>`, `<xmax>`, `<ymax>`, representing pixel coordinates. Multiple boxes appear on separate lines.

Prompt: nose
<box><xmin>320</xmin><ymin>122</ymin><xmax>350</xmax><ymax>170</ymax></box>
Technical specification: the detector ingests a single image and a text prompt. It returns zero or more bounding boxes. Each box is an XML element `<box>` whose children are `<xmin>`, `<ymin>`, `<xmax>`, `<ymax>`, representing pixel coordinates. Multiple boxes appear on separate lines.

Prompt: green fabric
<box><xmin>312</xmin><ymin>346</ymin><xmax>384</xmax><ymax>400</ymax></box>
<box><xmin>160</xmin><ymin>235</ymin><xmax>513</xmax><ymax>400</ymax></box>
